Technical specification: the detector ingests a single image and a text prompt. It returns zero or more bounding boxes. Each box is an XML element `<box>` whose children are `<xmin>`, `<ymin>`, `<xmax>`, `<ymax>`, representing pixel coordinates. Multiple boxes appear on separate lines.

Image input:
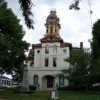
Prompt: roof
<box><xmin>46</xmin><ymin>10</ymin><xmax>59</xmax><ymax>22</ymax></box>
<box><xmin>61</xmin><ymin>42</ymin><xmax>72</xmax><ymax>48</ymax></box>
<box><xmin>0</xmin><ymin>76</ymin><xmax>11</xmax><ymax>80</ymax></box>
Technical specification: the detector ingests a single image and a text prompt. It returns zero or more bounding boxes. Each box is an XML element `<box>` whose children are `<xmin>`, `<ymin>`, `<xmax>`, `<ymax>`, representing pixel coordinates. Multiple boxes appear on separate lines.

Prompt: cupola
<box><xmin>40</xmin><ymin>9</ymin><xmax>63</xmax><ymax>43</ymax></box>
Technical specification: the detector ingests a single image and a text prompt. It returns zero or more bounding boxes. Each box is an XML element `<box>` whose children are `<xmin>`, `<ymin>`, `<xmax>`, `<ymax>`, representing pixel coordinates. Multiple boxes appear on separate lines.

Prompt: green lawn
<box><xmin>0</xmin><ymin>89</ymin><xmax>100</xmax><ymax>100</ymax></box>
<box><xmin>59</xmin><ymin>91</ymin><xmax>100</xmax><ymax>100</ymax></box>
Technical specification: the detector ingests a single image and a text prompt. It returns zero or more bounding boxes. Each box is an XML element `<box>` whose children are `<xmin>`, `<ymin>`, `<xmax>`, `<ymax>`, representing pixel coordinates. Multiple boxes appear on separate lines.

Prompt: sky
<box><xmin>6</xmin><ymin>0</ymin><xmax>100</xmax><ymax>49</ymax></box>
<box><xmin>4</xmin><ymin>0</ymin><xmax>100</xmax><ymax>78</ymax></box>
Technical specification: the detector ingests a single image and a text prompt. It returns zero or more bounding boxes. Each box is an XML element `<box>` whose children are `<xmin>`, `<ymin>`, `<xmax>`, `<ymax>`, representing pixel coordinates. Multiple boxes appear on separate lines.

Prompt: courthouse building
<box><xmin>27</xmin><ymin>9</ymin><xmax>83</xmax><ymax>90</ymax></box>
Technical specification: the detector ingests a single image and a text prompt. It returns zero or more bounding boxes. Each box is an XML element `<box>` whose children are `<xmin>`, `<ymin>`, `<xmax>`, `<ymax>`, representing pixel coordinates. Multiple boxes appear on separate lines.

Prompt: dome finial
<box><xmin>51</xmin><ymin>8</ymin><xmax>56</xmax><ymax>11</ymax></box>
<box><xmin>50</xmin><ymin>8</ymin><xmax>56</xmax><ymax>14</ymax></box>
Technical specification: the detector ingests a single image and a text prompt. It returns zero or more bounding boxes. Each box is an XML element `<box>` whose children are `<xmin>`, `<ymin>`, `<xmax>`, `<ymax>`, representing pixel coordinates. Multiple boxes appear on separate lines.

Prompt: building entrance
<box><xmin>46</xmin><ymin>75</ymin><xmax>54</xmax><ymax>88</ymax></box>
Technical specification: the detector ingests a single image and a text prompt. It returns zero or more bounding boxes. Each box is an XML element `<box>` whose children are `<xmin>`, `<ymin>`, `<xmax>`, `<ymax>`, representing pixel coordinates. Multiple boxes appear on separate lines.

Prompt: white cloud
<box><xmin>6</xmin><ymin>0</ymin><xmax>100</xmax><ymax>49</ymax></box>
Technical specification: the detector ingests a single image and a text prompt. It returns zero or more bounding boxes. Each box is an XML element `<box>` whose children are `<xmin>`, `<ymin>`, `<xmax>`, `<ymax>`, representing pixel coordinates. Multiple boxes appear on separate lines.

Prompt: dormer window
<box><xmin>45</xmin><ymin>44</ymin><xmax>49</xmax><ymax>54</ymax></box>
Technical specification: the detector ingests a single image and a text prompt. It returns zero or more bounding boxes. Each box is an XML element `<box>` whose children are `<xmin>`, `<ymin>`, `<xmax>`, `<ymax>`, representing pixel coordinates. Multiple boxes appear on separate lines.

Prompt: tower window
<box><xmin>45</xmin><ymin>44</ymin><xmax>49</xmax><ymax>54</ymax></box>
<box><xmin>55</xmin><ymin>29</ymin><xmax>57</xmax><ymax>32</ymax></box>
<box><xmin>53</xmin><ymin>45</ymin><xmax>57</xmax><ymax>53</ymax></box>
<box><xmin>46</xmin><ymin>29</ymin><xmax>48</xmax><ymax>33</ymax></box>
<box><xmin>50</xmin><ymin>26</ymin><xmax>53</xmax><ymax>34</ymax></box>
<box><xmin>45</xmin><ymin>58</ymin><xmax>49</xmax><ymax>67</ymax></box>
<box><xmin>53</xmin><ymin>58</ymin><xmax>57</xmax><ymax>67</ymax></box>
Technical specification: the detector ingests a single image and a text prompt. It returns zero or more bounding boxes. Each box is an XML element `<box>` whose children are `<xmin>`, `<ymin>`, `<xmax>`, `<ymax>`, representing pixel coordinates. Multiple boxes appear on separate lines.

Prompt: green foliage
<box><xmin>63</xmin><ymin>49</ymin><xmax>91</xmax><ymax>87</ymax></box>
<box><xmin>69</xmin><ymin>0</ymin><xmax>80</xmax><ymax>10</ymax></box>
<box><xmin>0</xmin><ymin>89</ymin><xmax>50</xmax><ymax>100</ymax></box>
<box><xmin>18</xmin><ymin>0</ymin><xmax>34</xmax><ymax>29</ymax></box>
<box><xmin>0</xmin><ymin>0</ymin><xmax>29</xmax><ymax>82</ymax></box>
<box><xmin>91</xmin><ymin>19</ymin><xmax>100</xmax><ymax>60</ymax></box>
<box><xmin>91</xmin><ymin>19</ymin><xmax>100</xmax><ymax>83</ymax></box>
<box><xmin>58</xmin><ymin>85</ymin><xmax>86</xmax><ymax>91</ymax></box>
<box><xmin>29</xmin><ymin>85</ymin><xmax>36</xmax><ymax>90</ymax></box>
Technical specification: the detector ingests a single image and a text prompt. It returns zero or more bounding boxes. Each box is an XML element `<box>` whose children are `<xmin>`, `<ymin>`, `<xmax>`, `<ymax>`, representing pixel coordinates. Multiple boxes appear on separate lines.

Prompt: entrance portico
<box><xmin>42</xmin><ymin>75</ymin><xmax>55</xmax><ymax>89</ymax></box>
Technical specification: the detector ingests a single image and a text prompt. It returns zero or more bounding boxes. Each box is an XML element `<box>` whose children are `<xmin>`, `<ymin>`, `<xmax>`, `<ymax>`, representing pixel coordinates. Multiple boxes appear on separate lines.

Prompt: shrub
<box><xmin>58</xmin><ymin>85</ymin><xmax>86</xmax><ymax>91</ymax></box>
<box><xmin>13</xmin><ymin>90</ymin><xmax>35</xmax><ymax>94</ymax></box>
<box><xmin>29</xmin><ymin>85</ymin><xmax>36</xmax><ymax>90</ymax></box>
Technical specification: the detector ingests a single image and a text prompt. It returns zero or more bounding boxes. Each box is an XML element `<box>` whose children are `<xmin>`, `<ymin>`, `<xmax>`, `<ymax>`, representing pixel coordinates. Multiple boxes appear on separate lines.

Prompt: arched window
<box><xmin>33</xmin><ymin>75</ymin><xmax>38</xmax><ymax>86</ymax></box>
<box><xmin>50</xmin><ymin>26</ymin><xmax>53</xmax><ymax>34</ymax></box>
<box><xmin>53</xmin><ymin>45</ymin><xmax>57</xmax><ymax>53</ymax></box>
<box><xmin>45</xmin><ymin>44</ymin><xmax>49</xmax><ymax>54</ymax></box>
<box><xmin>59</xmin><ymin>76</ymin><xmax>64</xmax><ymax>87</ymax></box>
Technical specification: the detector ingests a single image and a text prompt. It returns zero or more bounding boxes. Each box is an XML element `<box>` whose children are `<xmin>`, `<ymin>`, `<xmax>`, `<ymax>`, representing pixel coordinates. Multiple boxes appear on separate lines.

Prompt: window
<box><xmin>37</xmin><ymin>50</ymin><xmax>40</xmax><ymax>53</ymax></box>
<box><xmin>53</xmin><ymin>58</ymin><xmax>57</xmax><ymax>67</ymax></box>
<box><xmin>34</xmin><ymin>75</ymin><xmax>38</xmax><ymax>86</ymax></box>
<box><xmin>46</xmin><ymin>29</ymin><xmax>48</xmax><ymax>33</ymax></box>
<box><xmin>45</xmin><ymin>44</ymin><xmax>49</xmax><ymax>54</ymax></box>
<box><xmin>53</xmin><ymin>45</ymin><xmax>57</xmax><ymax>53</ymax></box>
<box><xmin>63</xmin><ymin>49</ymin><xmax>66</xmax><ymax>54</ymax></box>
<box><xmin>45</xmin><ymin>58</ymin><xmax>49</xmax><ymax>67</ymax></box>
<box><xmin>55</xmin><ymin>29</ymin><xmax>57</xmax><ymax>32</ymax></box>
<box><xmin>59</xmin><ymin>76</ymin><xmax>64</xmax><ymax>87</ymax></box>
<box><xmin>50</xmin><ymin>26</ymin><xmax>53</xmax><ymax>34</ymax></box>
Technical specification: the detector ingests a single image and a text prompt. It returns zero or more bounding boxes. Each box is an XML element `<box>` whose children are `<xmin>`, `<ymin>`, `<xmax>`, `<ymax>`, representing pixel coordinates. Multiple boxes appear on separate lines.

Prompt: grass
<box><xmin>0</xmin><ymin>89</ymin><xmax>100</xmax><ymax>100</ymax></box>
<box><xmin>0</xmin><ymin>89</ymin><xmax>50</xmax><ymax>100</ymax></box>
<box><xmin>59</xmin><ymin>91</ymin><xmax>100</xmax><ymax>100</ymax></box>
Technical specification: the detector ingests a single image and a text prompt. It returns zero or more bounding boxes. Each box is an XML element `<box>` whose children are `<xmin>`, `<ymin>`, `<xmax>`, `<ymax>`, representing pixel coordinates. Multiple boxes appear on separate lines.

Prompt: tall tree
<box><xmin>6</xmin><ymin>0</ymin><xmax>82</xmax><ymax>29</ymax></box>
<box><xmin>69</xmin><ymin>0</ymin><xmax>80</xmax><ymax>10</ymax></box>
<box><xmin>90</xmin><ymin>19</ymin><xmax>100</xmax><ymax>84</ymax></box>
<box><xmin>18</xmin><ymin>0</ymin><xmax>34</xmax><ymax>29</ymax></box>
<box><xmin>62</xmin><ymin>49</ymin><xmax>91</xmax><ymax>91</ymax></box>
<box><xmin>0</xmin><ymin>0</ymin><xmax>29</xmax><ymax>82</ymax></box>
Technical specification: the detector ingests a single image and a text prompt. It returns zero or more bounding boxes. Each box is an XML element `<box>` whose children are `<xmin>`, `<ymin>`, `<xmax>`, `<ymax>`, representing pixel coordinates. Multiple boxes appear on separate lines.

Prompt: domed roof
<box><xmin>46</xmin><ymin>10</ymin><xmax>59</xmax><ymax>22</ymax></box>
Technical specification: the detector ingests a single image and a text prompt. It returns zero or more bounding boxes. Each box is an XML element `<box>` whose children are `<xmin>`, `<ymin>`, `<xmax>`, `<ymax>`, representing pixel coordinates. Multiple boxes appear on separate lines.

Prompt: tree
<box><xmin>69</xmin><ymin>0</ymin><xmax>80</xmax><ymax>10</ymax></box>
<box><xmin>62</xmin><ymin>49</ymin><xmax>91</xmax><ymax>91</ymax></box>
<box><xmin>0</xmin><ymin>0</ymin><xmax>29</xmax><ymax>83</ymax></box>
<box><xmin>90</xmin><ymin>19</ymin><xmax>100</xmax><ymax>84</ymax></box>
<box><xmin>18</xmin><ymin>0</ymin><xmax>34</xmax><ymax>29</ymax></box>
<box><xmin>19</xmin><ymin>0</ymin><xmax>80</xmax><ymax>29</ymax></box>
<box><xmin>5</xmin><ymin>0</ymin><xmax>82</xmax><ymax>29</ymax></box>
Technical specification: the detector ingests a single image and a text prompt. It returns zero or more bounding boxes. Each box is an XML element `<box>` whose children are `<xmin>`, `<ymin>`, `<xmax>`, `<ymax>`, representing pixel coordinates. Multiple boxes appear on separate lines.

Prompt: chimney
<box><xmin>80</xmin><ymin>42</ymin><xmax>83</xmax><ymax>49</ymax></box>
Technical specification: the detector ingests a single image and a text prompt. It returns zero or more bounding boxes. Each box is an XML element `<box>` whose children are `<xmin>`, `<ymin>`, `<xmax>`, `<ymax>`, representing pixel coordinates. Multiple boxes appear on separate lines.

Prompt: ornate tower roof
<box><xmin>46</xmin><ymin>9</ymin><xmax>59</xmax><ymax>22</ymax></box>
<box><xmin>40</xmin><ymin>9</ymin><xmax>63</xmax><ymax>43</ymax></box>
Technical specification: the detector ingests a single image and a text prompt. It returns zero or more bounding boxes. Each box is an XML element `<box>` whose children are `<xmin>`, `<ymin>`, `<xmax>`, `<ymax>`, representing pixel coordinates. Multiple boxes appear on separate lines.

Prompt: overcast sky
<box><xmin>4</xmin><ymin>0</ymin><xmax>100</xmax><ymax>78</ymax></box>
<box><xmin>6</xmin><ymin>0</ymin><xmax>100</xmax><ymax>48</ymax></box>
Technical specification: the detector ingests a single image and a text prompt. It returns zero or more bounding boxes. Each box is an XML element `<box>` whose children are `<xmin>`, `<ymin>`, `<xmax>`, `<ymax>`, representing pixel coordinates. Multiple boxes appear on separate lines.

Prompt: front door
<box><xmin>46</xmin><ymin>76</ymin><xmax>53</xmax><ymax>88</ymax></box>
